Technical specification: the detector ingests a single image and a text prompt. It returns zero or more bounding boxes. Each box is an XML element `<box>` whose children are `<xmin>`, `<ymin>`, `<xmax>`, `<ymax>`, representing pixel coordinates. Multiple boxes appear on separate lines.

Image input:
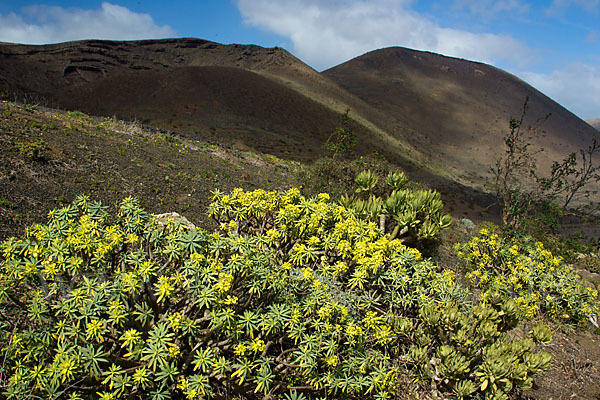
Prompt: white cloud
<box><xmin>0</xmin><ymin>2</ymin><xmax>175</xmax><ymax>45</ymax></box>
<box><xmin>236</xmin><ymin>0</ymin><xmax>535</xmax><ymax>70</ymax></box>
<box><xmin>520</xmin><ymin>63</ymin><xmax>600</xmax><ymax>119</ymax></box>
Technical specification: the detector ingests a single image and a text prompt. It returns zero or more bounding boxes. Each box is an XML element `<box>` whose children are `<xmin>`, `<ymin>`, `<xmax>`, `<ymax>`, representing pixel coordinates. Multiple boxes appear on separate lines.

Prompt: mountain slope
<box><xmin>0</xmin><ymin>101</ymin><xmax>300</xmax><ymax>240</ymax></box>
<box><xmin>586</xmin><ymin>118</ymin><xmax>600</xmax><ymax>131</ymax></box>
<box><xmin>2</xmin><ymin>39</ymin><xmax>598</xmax><ymax>197</ymax></box>
<box><xmin>0</xmin><ymin>38</ymin><xmax>419</xmax><ymax>165</ymax></box>
<box><xmin>323</xmin><ymin>47</ymin><xmax>599</xmax><ymax>188</ymax></box>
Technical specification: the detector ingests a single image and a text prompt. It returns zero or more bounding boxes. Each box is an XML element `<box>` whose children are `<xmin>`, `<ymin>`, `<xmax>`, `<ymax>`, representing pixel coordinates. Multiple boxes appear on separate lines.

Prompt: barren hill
<box><xmin>1</xmin><ymin>39</ymin><xmax>599</xmax><ymax>198</ymax></box>
<box><xmin>323</xmin><ymin>47</ymin><xmax>599</xmax><ymax>189</ymax></box>
<box><xmin>0</xmin><ymin>38</ymin><xmax>416</xmax><ymax>164</ymax></box>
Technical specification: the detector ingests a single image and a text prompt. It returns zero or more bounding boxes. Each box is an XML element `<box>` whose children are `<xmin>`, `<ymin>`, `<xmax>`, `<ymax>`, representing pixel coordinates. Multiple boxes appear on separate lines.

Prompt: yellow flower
<box><xmin>307</xmin><ymin>236</ymin><xmax>320</xmax><ymax>246</ymax></box>
<box><xmin>154</xmin><ymin>276</ymin><xmax>175</xmax><ymax>302</ymax></box>
<box><xmin>301</xmin><ymin>267</ymin><xmax>314</xmax><ymax>281</ymax></box>
<box><xmin>251</xmin><ymin>338</ymin><xmax>265</xmax><ymax>353</ymax></box>
<box><xmin>228</xmin><ymin>220</ymin><xmax>237</xmax><ymax>232</ymax></box>
<box><xmin>190</xmin><ymin>252</ymin><xmax>204</xmax><ymax>265</ymax></box>
<box><xmin>176</xmin><ymin>376</ymin><xmax>189</xmax><ymax>391</ymax></box>
<box><xmin>168</xmin><ymin>344</ymin><xmax>181</xmax><ymax>359</ymax></box>
<box><xmin>317</xmin><ymin>193</ymin><xmax>330</xmax><ymax>202</ymax></box>
<box><xmin>43</xmin><ymin>262</ymin><xmax>58</xmax><ymax>278</ymax></box>
<box><xmin>345</xmin><ymin>322</ymin><xmax>363</xmax><ymax>337</ymax></box>
<box><xmin>222</xmin><ymin>295</ymin><xmax>238</xmax><ymax>305</ymax></box>
<box><xmin>324</xmin><ymin>355</ymin><xmax>339</xmax><ymax>366</ymax></box>
<box><xmin>167</xmin><ymin>312</ymin><xmax>184</xmax><ymax>330</ymax></box>
<box><xmin>86</xmin><ymin>319</ymin><xmax>105</xmax><ymax>342</ymax></box>
<box><xmin>216</xmin><ymin>272</ymin><xmax>234</xmax><ymax>293</ymax></box>
<box><xmin>265</xmin><ymin>229</ymin><xmax>280</xmax><ymax>242</ymax></box>
<box><xmin>120</xmin><ymin>328</ymin><xmax>142</xmax><ymax>349</ymax></box>
<box><xmin>125</xmin><ymin>233</ymin><xmax>139</xmax><ymax>244</ymax></box>
<box><xmin>234</xmin><ymin>343</ymin><xmax>248</xmax><ymax>356</ymax></box>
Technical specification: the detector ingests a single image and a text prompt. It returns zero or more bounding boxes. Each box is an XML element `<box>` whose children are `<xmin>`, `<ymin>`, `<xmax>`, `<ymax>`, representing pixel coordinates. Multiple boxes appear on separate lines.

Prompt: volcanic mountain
<box><xmin>1</xmin><ymin>39</ymin><xmax>598</xmax><ymax>194</ymax></box>
<box><xmin>0</xmin><ymin>38</ymin><xmax>412</xmax><ymax>164</ymax></box>
<box><xmin>323</xmin><ymin>47</ymin><xmax>599</xmax><ymax>188</ymax></box>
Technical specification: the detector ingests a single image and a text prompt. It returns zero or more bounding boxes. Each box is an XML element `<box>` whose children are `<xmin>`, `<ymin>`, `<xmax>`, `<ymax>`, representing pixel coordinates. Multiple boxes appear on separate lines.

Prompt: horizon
<box><xmin>0</xmin><ymin>0</ymin><xmax>598</xmax><ymax>120</ymax></box>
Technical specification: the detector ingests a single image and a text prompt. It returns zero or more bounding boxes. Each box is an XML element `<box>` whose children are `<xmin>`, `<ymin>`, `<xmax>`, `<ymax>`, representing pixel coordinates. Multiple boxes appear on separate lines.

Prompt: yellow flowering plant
<box><xmin>456</xmin><ymin>227</ymin><xmax>599</xmax><ymax>327</ymax></box>
<box><xmin>0</xmin><ymin>190</ymin><xmax>555</xmax><ymax>400</ymax></box>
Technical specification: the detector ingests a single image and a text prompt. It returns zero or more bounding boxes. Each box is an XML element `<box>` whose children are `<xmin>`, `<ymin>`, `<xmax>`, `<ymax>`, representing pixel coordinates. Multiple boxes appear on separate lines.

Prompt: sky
<box><xmin>0</xmin><ymin>1</ymin><xmax>598</xmax><ymax>119</ymax></box>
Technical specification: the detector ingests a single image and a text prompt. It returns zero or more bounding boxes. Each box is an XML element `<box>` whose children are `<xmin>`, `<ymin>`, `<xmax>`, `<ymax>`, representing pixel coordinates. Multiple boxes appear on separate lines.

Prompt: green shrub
<box><xmin>1</xmin><ymin>190</ymin><xmax>553</xmax><ymax>399</ymax></box>
<box><xmin>456</xmin><ymin>228</ymin><xmax>599</xmax><ymax>327</ymax></box>
<box><xmin>299</xmin><ymin>154</ymin><xmax>395</xmax><ymax>200</ymax></box>
<box><xmin>528</xmin><ymin>230</ymin><xmax>600</xmax><ymax>274</ymax></box>
<box><xmin>13</xmin><ymin>138</ymin><xmax>48</xmax><ymax>161</ymax></box>
<box><xmin>578</xmin><ymin>253</ymin><xmax>600</xmax><ymax>274</ymax></box>
<box><xmin>341</xmin><ymin>170</ymin><xmax>452</xmax><ymax>246</ymax></box>
<box><xmin>323</xmin><ymin>109</ymin><xmax>356</xmax><ymax>159</ymax></box>
<box><xmin>404</xmin><ymin>300</ymin><xmax>552</xmax><ymax>400</ymax></box>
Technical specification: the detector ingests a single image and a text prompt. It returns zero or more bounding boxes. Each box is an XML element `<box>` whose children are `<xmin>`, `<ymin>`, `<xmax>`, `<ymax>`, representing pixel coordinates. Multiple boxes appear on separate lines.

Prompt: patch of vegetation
<box><xmin>323</xmin><ymin>109</ymin><xmax>356</xmax><ymax>159</ymax></box>
<box><xmin>0</xmin><ymin>197</ymin><xmax>14</xmax><ymax>209</ymax></box>
<box><xmin>492</xmin><ymin>99</ymin><xmax>600</xmax><ymax>229</ymax></box>
<box><xmin>0</xmin><ymin>188</ymin><xmax>567</xmax><ymax>400</ymax></box>
<box><xmin>299</xmin><ymin>154</ymin><xmax>398</xmax><ymax>199</ymax></box>
<box><xmin>456</xmin><ymin>227</ymin><xmax>599</xmax><ymax>328</ymax></box>
<box><xmin>0</xmin><ymin>101</ymin><xmax>299</xmax><ymax>240</ymax></box>
<box><xmin>341</xmin><ymin>169</ymin><xmax>451</xmax><ymax>247</ymax></box>
<box><xmin>0</xmin><ymin>98</ymin><xmax>598</xmax><ymax>400</ymax></box>
<box><xmin>13</xmin><ymin>138</ymin><xmax>48</xmax><ymax>161</ymax></box>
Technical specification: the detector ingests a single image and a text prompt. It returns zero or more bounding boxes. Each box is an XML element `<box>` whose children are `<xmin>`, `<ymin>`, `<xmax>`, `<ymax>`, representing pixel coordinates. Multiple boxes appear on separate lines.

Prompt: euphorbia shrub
<box><xmin>341</xmin><ymin>170</ymin><xmax>452</xmax><ymax>244</ymax></box>
<box><xmin>1</xmin><ymin>190</ymin><xmax>553</xmax><ymax>399</ymax></box>
<box><xmin>456</xmin><ymin>227</ymin><xmax>599</xmax><ymax>327</ymax></box>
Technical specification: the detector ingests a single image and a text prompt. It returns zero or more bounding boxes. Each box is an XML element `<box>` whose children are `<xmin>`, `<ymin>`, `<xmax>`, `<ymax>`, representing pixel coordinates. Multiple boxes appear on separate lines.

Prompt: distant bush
<box><xmin>492</xmin><ymin>98</ymin><xmax>600</xmax><ymax>228</ymax></box>
<box><xmin>0</xmin><ymin>190</ymin><xmax>558</xmax><ymax>399</ymax></box>
<box><xmin>13</xmin><ymin>138</ymin><xmax>48</xmax><ymax>161</ymax></box>
<box><xmin>299</xmin><ymin>154</ymin><xmax>394</xmax><ymax>200</ymax></box>
<box><xmin>323</xmin><ymin>109</ymin><xmax>356</xmax><ymax>159</ymax></box>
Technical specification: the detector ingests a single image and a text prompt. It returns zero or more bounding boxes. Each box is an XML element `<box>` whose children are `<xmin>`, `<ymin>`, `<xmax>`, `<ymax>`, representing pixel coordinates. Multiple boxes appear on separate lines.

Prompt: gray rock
<box><xmin>155</xmin><ymin>212</ymin><xmax>196</xmax><ymax>230</ymax></box>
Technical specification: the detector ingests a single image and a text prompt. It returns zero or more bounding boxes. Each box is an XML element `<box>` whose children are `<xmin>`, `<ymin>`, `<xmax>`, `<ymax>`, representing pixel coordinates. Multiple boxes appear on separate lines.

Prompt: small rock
<box><xmin>155</xmin><ymin>212</ymin><xmax>195</xmax><ymax>230</ymax></box>
<box><xmin>460</xmin><ymin>218</ymin><xmax>475</xmax><ymax>230</ymax></box>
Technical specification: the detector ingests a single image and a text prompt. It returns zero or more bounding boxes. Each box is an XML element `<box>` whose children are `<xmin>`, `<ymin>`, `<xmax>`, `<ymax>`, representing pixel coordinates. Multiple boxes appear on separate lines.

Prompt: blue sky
<box><xmin>0</xmin><ymin>1</ymin><xmax>598</xmax><ymax>119</ymax></box>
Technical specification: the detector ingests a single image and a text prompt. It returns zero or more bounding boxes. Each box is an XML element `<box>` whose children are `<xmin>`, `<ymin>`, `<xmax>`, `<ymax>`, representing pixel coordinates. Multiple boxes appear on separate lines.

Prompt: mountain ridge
<box><xmin>0</xmin><ymin>38</ymin><xmax>428</xmax><ymax>169</ymax></box>
<box><xmin>323</xmin><ymin>46</ymin><xmax>599</xmax><ymax>190</ymax></box>
<box><xmin>1</xmin><ymin>38</ymin><xmax>598</xmax><ymax>197</ymax></box>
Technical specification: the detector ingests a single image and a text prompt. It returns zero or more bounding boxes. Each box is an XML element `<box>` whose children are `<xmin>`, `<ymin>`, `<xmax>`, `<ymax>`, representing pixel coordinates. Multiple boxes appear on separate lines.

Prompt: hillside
<box><xmin>0</xmin><ymin>101</ymin><xmax>300</xmax><ymax>239</ymax></box>
<box><xmin>0</xmin><ymin>38</ymin><xmax>420</xmax><ymax>167</ymax></box>
<box><xmin>1</xmin><ymin>39</ymin><xmax>599</xmax><ymax>205</ymax></box>
<box><xmin>323</xmin><ymin>47</ymin><xmax>600</xmax><ymax>189</ymax></box>
<box><xmin>1</xmin><ymin>100</ymin><xmax>600</xmax><ymax>400</ymax></box>
<box><xmin>587</xmin><ymin>118</ymin><xmax>600</xmax><ymax>131</ymax></box>
<box><xmin>2</xmin><ymin>39</ymin><xmax>600</xmax><ymax>397</ymax></box>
